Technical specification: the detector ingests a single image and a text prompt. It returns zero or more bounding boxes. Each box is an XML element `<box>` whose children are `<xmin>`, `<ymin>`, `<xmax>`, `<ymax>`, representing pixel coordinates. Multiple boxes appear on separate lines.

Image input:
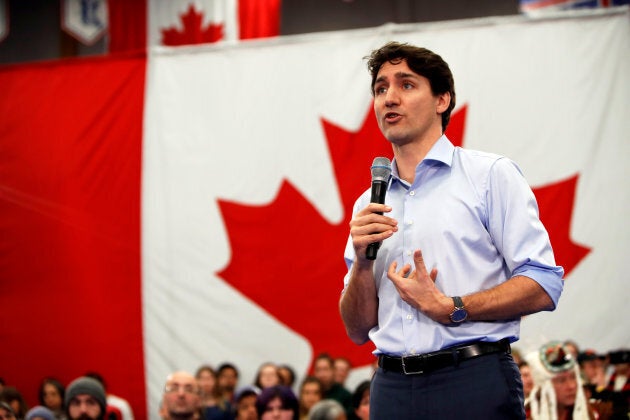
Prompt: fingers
<box><xmin>350</xmin><ymin>204</ymin><xmax>397</xmax><ymax>258</ymax></box>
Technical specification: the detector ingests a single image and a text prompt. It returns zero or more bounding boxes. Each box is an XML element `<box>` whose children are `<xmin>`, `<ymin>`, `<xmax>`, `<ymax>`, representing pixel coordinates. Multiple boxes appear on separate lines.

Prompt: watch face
<box><xmin>450</xmin><ymin>308</ymin><xmax>468</xmax><ymax>323</ymax></box>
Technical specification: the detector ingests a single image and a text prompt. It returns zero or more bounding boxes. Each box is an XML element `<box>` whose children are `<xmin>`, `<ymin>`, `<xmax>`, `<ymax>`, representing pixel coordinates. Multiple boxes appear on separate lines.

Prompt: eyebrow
<box><xmin>375</xmin><ymin>71</ymin><xmax>418</xmax><ymax>85</ymax></box>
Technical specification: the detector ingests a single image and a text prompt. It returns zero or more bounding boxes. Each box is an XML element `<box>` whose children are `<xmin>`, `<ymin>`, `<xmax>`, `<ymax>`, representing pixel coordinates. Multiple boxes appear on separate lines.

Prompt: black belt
<box><xmin>378</xmin><ymin>339</ymin><xmax>511</xmax><ymax>375</ymax></box>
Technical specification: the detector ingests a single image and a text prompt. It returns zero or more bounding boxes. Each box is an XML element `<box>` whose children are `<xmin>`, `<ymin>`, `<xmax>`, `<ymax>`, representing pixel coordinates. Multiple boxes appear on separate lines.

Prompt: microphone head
<box><xmin>371</xmin><ymin>157</ymin><xmax>392</xmax><ymax>182</ymax></box>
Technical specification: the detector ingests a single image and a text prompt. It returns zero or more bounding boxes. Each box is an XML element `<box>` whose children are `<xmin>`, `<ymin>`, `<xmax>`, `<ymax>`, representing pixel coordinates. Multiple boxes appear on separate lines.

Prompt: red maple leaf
<box><xmin>161</xmin><ymin>5</ymin><xmax>223</xmax><ymax>46</ymax></box>
<box><xmin>217</xmin><ymin>104</ymin><xmax>588</xmax><ymax>368</ymax></box>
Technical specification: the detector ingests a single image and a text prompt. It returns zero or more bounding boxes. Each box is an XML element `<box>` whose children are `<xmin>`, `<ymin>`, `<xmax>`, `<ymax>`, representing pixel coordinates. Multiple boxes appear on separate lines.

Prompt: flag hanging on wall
<box><xmin>1</xmin><ymin>8</ymin><xmax>628</xmax><ymax>420</ymax></box>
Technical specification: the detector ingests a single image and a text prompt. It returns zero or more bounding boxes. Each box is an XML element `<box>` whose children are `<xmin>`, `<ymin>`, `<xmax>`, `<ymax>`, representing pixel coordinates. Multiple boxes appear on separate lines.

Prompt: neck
<box><xmin>392</xmin><ymin>133</ymin><xmax>442</xmax><ymax>184</ymax></box>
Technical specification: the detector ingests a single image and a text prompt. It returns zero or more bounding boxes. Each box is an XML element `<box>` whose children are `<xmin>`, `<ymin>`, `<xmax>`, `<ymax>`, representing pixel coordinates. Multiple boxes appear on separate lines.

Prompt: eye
<box><xmin>402</xmin><ymin>81</ymin><xmax>414</xmax><ymax>90</ymax></box>
<box><xmin>375</xmin><ymin>85</ymin><xmax>387</xmax><ymax>95</ymax></box>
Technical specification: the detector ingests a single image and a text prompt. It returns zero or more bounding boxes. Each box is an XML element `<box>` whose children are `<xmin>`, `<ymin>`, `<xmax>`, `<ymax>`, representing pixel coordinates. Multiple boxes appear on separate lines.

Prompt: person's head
<box><xmin>518</xmin><ymin>361</ymin><xmax>534</xmax><ymax>399</ymax></box>
<box><xmin>333</xmin><ymin>358</ymin><xmax>351</xmax><ymax>386</ymax></box>
<box><xmin>162</xmin><ymin>371</ymin><xmax>201</xmax><ymax>420</ymax></box>
<box><xmin>64</xmin><ymin>377</ymin><xmax>107</xmax><ymax>420</ymax></box>
<box><xmin>256</xmin><ymin>385</ymin><xmax>298</xmax><ymax>420</ymax></box>
<box><xmin>25</xmin><ymin>405</ymin><xmax>55</xmax><ymax>420</ymax></box>
<box><xmin>577</xmin><ymin>350</ymin><xmax>606</xmax><ymax>384</ymax></box>
<box><xmin>195</xmin><ymin>365</ymin><xmax>217</xmax><ymax>398</ymax></box>
<box><xmin>277</xmin><ymin>365</ymin><xmax>296</xmax><ymax>388</ymax></box>
<box><xmin>526</xmin><ymin>341</ymin><xmax>587</xmax><ymax>418</ymax></box>
<box><xmin>298</xmin><ymin>376</ymin><xmax>322</xmax><ymax>416</ymax></box>
<box><xmin>307</xmin><ymin>399</ymin><xmax>346</xmax><ymax>420</ymax></box>
<box><xmin>254</xmin><ymin>362</ymin><xmax>281</xmax><ymax>390</ymax></box>
<box><xmin>217</xmin><ymin>363</ymin><xmax>240</xmax><ymax>396</ymax></box>
<box><xmin>313</xmin><ymin>354</ymin><xmax>335</xmax><ymax>390</ymax></box>
<box><xmin>38</xmin><ymin>378</ymin><xmax>65</xmax><ymax>412</ymax></box>
<box><xmin>233</xmin><ymin>385</ymin><xmax>260</xmax><ymax>420</ymax></box>
<box><xmin>351</xmin><ymin>381</ymin><xmax>370</xmax><ymax>420</ymax></box>
<box><xmin>608</xmin><ymin>349</ymin><xmax>630</xmax><ymax>376</ymax></box>
<box><xmin>366</xmin><ymin>41</ymin><xmax>456</xmax><ymax>134</ymax></box>
<box><xmin>0</xmin><ymin>387</ymin><xmax>28</xmax><ymax>419</ymax></box>
<box><xmin>0</xmin><ymin>402</ymin><xmax>15</xmax><ymax>420</ymax></box>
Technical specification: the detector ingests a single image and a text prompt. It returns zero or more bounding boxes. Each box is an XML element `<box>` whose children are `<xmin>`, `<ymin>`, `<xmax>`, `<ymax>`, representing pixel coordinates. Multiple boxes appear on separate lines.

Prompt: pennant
<box><xmin>61</xmin><ymin>0</ymin><xmax>108</xmax><ymax>45</ymax></box>
<box><xmin>0</xmin><ymin>0</ymin><xmax>8</xmax><ymax>43</ymax></box>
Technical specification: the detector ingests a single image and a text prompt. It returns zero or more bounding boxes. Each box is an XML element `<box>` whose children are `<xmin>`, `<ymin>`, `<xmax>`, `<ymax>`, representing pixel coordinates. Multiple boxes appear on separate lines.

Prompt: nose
<box><xmin>384</xmin><ymin>86</ymin><xmax>399</xmax><ymax>107</ymax></box>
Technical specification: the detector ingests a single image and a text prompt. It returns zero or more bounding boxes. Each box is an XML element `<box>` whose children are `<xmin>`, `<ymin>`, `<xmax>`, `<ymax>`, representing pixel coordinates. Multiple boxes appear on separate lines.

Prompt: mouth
<box><xmin>384</xmin><ymin>112</ymin><xmax>401</xmax><ymax>123</ymax></box>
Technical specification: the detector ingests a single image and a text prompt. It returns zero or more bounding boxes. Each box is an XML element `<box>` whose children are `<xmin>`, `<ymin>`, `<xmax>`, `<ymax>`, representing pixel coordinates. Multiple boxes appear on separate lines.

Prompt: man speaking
<box><xmin>339</xmin><ymin>41</ymin><xmax>564</xmax><ymax>419</ymax></box>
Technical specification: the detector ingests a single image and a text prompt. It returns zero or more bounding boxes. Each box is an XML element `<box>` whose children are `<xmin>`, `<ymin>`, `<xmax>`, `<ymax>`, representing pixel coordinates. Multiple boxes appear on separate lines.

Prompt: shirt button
<box><xmin>406</xmin><ymin>314</ymin><xmax>413</xmax><ymax>320</ymax></box>
<box><xmin>409</xmin><ymin>191</ymin><xmax>415</xmax><ymax>196</ymax></box>
<box><xmin>406</xmin><ymin>220</ymin><xmax>413</xmax><ymax>225</ymax></box>
<box><xmin>407</xmin><ymin>250</ymin><xmax>412</xmax><ymax>256</ymax></box>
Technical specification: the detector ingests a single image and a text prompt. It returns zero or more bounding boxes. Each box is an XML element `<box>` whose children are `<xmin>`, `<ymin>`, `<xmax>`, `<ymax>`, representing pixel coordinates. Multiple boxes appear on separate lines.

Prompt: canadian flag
<box><xmin>148</xmin><ymin>0</ymin><xmax>281</xmax><ymax>46</ymax></box>
<box><xmin>0</xmin><ymin>7</ymin><xmax>628</xmax><ymax>420</ymax></box>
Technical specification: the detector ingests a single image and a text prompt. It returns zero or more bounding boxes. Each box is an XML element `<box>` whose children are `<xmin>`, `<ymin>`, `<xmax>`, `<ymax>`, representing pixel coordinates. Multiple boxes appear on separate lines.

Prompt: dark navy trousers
<box><xmin>370</xmin><ymin>351</ymin><xmax>525</xmax><ymax>419</ymax></box>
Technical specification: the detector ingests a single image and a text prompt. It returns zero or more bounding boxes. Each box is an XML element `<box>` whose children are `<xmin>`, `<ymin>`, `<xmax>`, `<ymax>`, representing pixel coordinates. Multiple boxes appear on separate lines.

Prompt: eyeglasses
<box><xmin>540</xmin><ymin>341</ymin><xmax>575</xmax><ymax>373</ymax></box>
<box><xmin>164</xmin><ymin>383</ymin><xmax>199</xmax><ymax>395</ymax></box>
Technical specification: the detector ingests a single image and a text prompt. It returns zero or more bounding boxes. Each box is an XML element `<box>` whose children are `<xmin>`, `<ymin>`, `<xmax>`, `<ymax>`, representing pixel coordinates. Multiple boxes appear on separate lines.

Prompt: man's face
<box><xmin>334</xmin><ymin>359</ymin><xmax>350</xmax><ymax>384</ymax></box>
<box><xmin>218</xmin><ymin>368</ymin><xmax>238</xmax><ymax>392</ymax></box>
<box><xmin>163</xmin><ymin>372</ymin><xmax>201</xmax><ymax>419</ymax></box>
<box><xmin>313</xmin><ymin>359</ymin><xmax>334</xmax><ymax>388</ymax></box>
<box><xmin>552</xmin><ymin>370</ymin><xmax>578</xmax><ymax>408</ymax></box>
<box><xmin>299</xmin><ymin>382</ymin><xmax>322</xmax><ymax>411</ymax></box>
<box><xmin>235</xmin><ymin>394</ymin><xmax>258</xmax><ymax>420</ymax></box>
<box><xmin>373</xmin><ymin>59</ymin><xmax>449</xmax><ymax>147</ymax></box>
<box><xmin>67</xmin><ymin>394</ymin><xmax>102</xmax><ymax>420</ymax></box>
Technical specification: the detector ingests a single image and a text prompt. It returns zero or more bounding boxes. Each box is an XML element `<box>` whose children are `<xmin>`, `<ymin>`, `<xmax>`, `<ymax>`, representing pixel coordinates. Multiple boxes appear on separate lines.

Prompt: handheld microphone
<box><xmin>366</xmin><ymin>157</ymin><xmax>392</xmax><ymax>260</ymax></box>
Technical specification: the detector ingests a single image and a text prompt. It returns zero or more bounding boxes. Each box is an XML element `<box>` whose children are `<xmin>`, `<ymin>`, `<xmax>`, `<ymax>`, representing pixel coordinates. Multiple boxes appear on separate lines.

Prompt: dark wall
<box><xmin>280</xmin><ymin>0</ymin><xmax>519</xmax><ymax>34</ymax></box>
<box><xmin>0</xmin><ymin>0</ymin><xmax>519</xmax><ymax>65</ymax></box>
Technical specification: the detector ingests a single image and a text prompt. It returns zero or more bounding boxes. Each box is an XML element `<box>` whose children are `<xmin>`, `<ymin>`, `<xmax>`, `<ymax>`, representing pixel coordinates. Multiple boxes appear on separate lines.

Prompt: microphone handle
<box><xmin>365</xmin><ymin>180</ymin><xmax>387</xmax><ymax>260</ymax></box>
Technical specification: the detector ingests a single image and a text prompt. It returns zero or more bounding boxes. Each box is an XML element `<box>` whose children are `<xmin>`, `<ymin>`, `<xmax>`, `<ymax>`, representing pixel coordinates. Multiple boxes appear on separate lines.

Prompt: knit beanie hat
<box><xmin>64</xmin><ymin>377</ymin><xmax>107</xmax><ymax>416</ymax></box>
<box><xmin>25</xmin><ymin>405</ymin><xmax>55</xmax><ymax>420</ymax></box>
<box><xmin>525</xmin><ymin>341</ymin><xmax>589</xmax><ymax>420</ymax></box>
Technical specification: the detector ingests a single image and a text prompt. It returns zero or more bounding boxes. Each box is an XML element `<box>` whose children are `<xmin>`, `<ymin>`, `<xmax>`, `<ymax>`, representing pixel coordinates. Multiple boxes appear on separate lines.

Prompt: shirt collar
<box><xmin>391</xmin><ymin>135</ymin><xmax>455</xmax><ymax>182</ymax></box>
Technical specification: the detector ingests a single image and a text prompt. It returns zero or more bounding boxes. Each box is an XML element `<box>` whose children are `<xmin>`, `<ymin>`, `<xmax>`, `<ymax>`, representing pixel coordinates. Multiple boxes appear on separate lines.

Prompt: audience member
<box><xmin>525</xmin><ymin>341</ymin><xmax>598</xmax><ymax>420</ymax></box>
<box><xmin>256</xmin><ymin>386</ymin><xmax>298</xmax><ymax>420</ymax></box>
<box><xmin>162</xmin><ymin>371</ymin><xmax>202</xmax><ymax>420</ymax></box>
<box><xmin>0</xmin><ymin>402</ymin><xmax>16</xmax><ymax>420</ymax></box>
<box><xmin>0</xmin><ymin>386</ymin><xmax>29</xmax><ymax>419</ymax></box>
<box><xmin>578</xmin><ymin>350</ymin><xmax>608</xmax><ymax>395</ymax></box>
<box><xmin>298</xmin><ymin>377</ymin><xmax>322</xmax><ymax>420</ymax></box>
<box><xmin>349</xmin><ymin>382</ymin><xmax>369</xmax><ymax>420</ymax></box>
<box><xmin>312</xmin><ymin>355</ymin><xmax>351</xmax><ymax>417</ymax></box>
<box><xmin>277</xmin><ymin>366</ymin><xmax>296</xmax><ymax>390</ymax></box>
<box><xmin>518</xmin><ymin>361</ymin><xmax>535</xmax><ymax>402</ymax></box>
<box><xmin>64</xmin><ymin>377</ymin><xmax>107</xmax><ymax>420</ymax></box>
<box><xmin>307</xmin><ymin>400</ymin><xmax>346</xmax><ymax>420</ymax></box>
<box><xmin>217</xmin><ymin>364</ymin><xmax>240</xmax><ymax>404</ymax></box>
<box><xmin>85</xmin><ymin>372</ymin><xmax>131</xmax><ymax>420</ymax></box>
<box><xmin>606</xmin><ymin>349</ymin><xmax>630</xmax><ymax>418</ymax></box>
<box><xmin>24</xmin><ymin>406</ymin><xmax>55</xmax><ymax>420</ymax></box>
<box><xmin>332</xmin><ymin>359</ymin><xmax>351</xmax><ymax>389</ymax></box>
<box><xmin>233</xmin><ymin>386</ymin><xmax>260</xmax><ymax>420</ymax></box>
<box><xmin>254</xmin><ymin>363</ymin><xmax>282</xmax><ymax>391</ymax></box>
<box><xmin>195</xmin><ymin>365</ymin><xmax>231</xmax><ymax>420</ymax></box>
<box><xmin>37</xmin><ymin>378</ymin><xmax>66</xmax><ymax>420</ymax></box>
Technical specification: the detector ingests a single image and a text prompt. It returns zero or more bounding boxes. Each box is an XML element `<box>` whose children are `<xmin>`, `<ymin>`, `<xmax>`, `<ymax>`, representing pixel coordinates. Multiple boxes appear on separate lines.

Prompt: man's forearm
<box><xmin>464</xmin><ymin>275</ymin><xmax>555</xmax><ymax>322</ymax></box>
<box><xmin>339</xmin><ymin>262</ymin><xmax>379</xmax><ymax>345</ymax></box>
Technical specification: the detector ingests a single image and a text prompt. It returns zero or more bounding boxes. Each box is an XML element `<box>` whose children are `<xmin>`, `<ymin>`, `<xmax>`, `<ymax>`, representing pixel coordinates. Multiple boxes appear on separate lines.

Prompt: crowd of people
<box><xmin>0</xmin><ymin>343</ymin><xmax>628</xmax><ymax>420</ymax></box>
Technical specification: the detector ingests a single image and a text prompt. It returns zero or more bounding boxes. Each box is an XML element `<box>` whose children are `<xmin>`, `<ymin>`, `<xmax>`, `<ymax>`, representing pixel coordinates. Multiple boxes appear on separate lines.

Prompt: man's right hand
<box><xmin>349</xmin><ymin>203</ymin><xmax>398</xmax><ymax>264</ymax></box>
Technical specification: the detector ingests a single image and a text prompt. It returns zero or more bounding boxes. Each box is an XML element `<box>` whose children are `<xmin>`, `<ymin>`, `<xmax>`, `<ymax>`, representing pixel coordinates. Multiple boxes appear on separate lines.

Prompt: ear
<box><xmin>436</xmin><ymin>92</ymin><xmax>451</xmax><ymax>114</ymax></box>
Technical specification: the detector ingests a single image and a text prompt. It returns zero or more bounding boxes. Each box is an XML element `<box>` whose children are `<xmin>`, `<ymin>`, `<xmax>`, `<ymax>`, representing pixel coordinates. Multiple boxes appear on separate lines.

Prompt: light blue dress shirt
<box><xmin>343</xmin><ymin>136</ymin><xmax>564</xmax><ymax>356</ymax></box>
